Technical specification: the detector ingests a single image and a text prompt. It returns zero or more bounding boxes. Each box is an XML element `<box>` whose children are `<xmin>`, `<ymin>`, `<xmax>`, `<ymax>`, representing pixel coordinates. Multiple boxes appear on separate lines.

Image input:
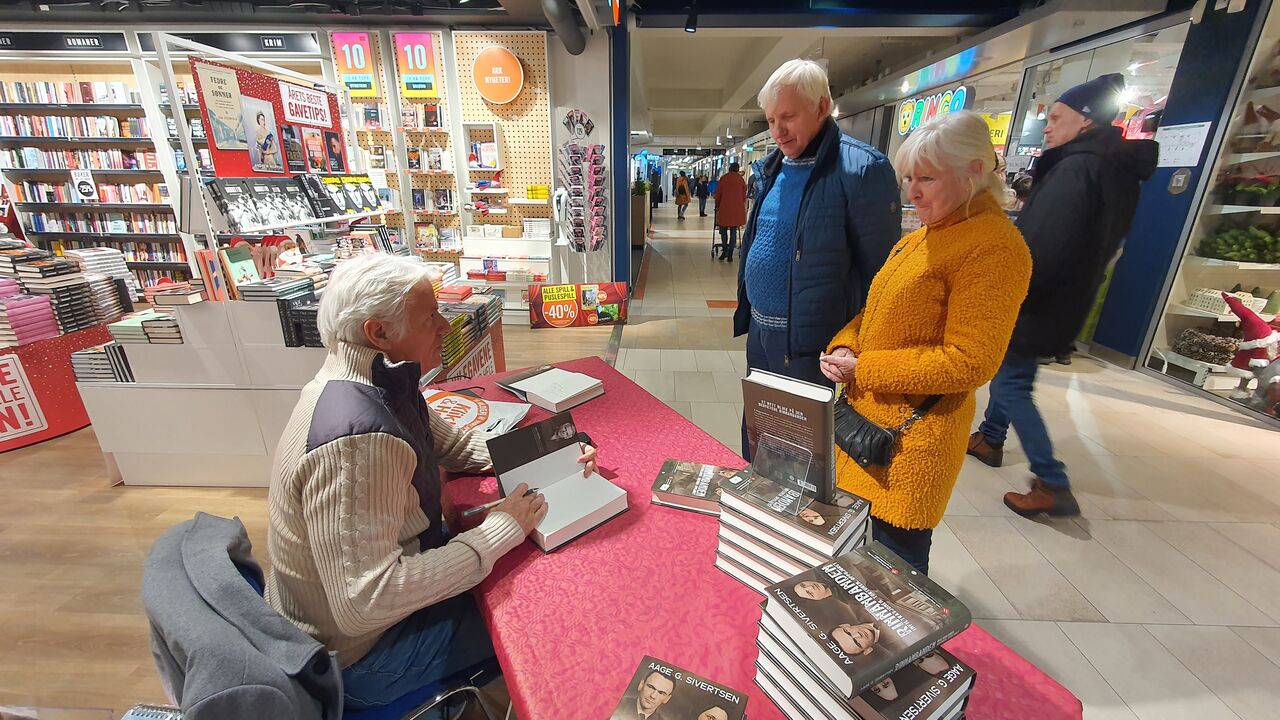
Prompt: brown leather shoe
<box><xmin>1004</xmin><ymin>478</ymin><xmax>1081</xmax><ymax>518</ymax></box>
<box><xmin>966</xmin><ymin>432</ymin><xmax>1004</xmax><ymax>468</ymax></box>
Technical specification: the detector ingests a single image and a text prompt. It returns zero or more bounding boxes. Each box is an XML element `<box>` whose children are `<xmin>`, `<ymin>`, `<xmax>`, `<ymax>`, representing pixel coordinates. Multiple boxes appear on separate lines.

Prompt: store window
<box><xmin>1145</xmin><ymin>8</ymin><xmax>1280</xmax><ymax>423</ymax></box>
<box><xmin>1007</xmin><ymin>23</ymin><xmax>1190</xmax><ymax>174</ymax></box>
<box><xmin>885</xmin><ymin>64</ymin><xmax>1023</xmax><ymax>163</ymax></box>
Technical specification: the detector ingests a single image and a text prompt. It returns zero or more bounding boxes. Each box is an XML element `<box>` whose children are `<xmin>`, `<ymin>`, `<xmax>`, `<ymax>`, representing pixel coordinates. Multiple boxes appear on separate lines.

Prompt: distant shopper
<box><xmin>736</xmin><ymin>59</ymin><xmax>900</xmax><ymax>458</ymax></box>
<box><xmin>969</xmin><ymin>73</ymin><xmax>1158</xmax><ymax>519</ymax></box>
<box><xmin>650</xmin><ymin>169</ymin><xmax>661</xmax><ymax>209</ymax></box>
<box><xmin>714</xmin><ymin>162</ymin><xmax>747</xmax><ymax>262</ymax></box>
<box><xmin>675</xmin><ymin>171</ymin><xmax>692</xmax><ymax>220</ymax></box>
<box><xmin>695</xmin><ymin>175</ymin><xmax>711</xmax><ymax>216</ymax></box>
<box><xmin>824</xmin><ymin>112</ymin><xmax>1030</xmax><ymax>574</ymax></box>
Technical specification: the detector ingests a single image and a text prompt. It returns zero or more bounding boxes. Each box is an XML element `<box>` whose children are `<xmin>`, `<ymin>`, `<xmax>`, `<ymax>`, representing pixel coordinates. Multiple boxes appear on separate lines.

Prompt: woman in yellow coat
<box><xmin>819</xmin><ymin>111</ymin><xmax>1031</xmax><ymax>574</ymax></box>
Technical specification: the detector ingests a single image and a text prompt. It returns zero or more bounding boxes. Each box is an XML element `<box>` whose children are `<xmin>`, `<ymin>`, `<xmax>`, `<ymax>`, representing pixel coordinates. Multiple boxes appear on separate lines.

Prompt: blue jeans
<box><xmin>741</xmin><ymin>320</ymin><xmax>831</xmax><ymax>460</ymax></box>
<box><xmin>978</xmin><ymin>352</ymin><xmax>1069</xmax><ymax>488</ymax></box>
<box><xmin>699</xmin><ymin>196</ymin><xmax>708</xmax><ymax>214</ymax></box>
<box><xmin>719</xmin><ymin>225</ymin><xmax>738</xmax><ymax>257</ymax></box>
<box><xmin>872</xmin><ymin>517</ymin><xmax>933</xmax><ymax>575</ymax></box>
<box><xmin>341</xmin><ymin>592</ymin><xmax>496</xmax><ymax>710</ymax></box>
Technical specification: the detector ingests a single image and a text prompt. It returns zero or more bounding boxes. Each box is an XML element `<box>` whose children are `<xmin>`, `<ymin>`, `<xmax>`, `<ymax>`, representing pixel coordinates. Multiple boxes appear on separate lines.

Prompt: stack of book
<box><xmin>0</xmin><ymin>247</ymin><xmax>53</xmax><ymax>278</ymax></box>
<box><xmin>753</xmin><ymin>544</ymin><xmax>974</xmax><ymax>720</ymax></box>
<box><xmin>438</xmin><ymin>284</ymin><xmax>473</xmax><ymax>303</ymax></box>
<box><xmin>142</xmin><ymin>312</ymin><xmax>182</xmax><ymax>344</ymax></box>
<box><xmin>426</xmin><ymin>261</ymin><xmax>459</xmax><ymax>292</ymax></box>
<box><xmin>236</xmin><ymin>276</ymin><xmax>315</xmax><ymax>302</ymax></box>
<box><xmin>715</xmin><ymin>475</ymin><xmax>872</xmax><ymax>593</ymax></box>
<box><xmin>64</xmin><ymin>247</ymin><xmax>141</xmax><ymax>300</ymax></box>
<box><xmin>650</xmin><ymin>460</ymin><xmax>750</xmax><ymax>515</ymax></box>
<box><xmin>17</xmin><ymin>259</ymin><xmax>96</xmax><ymax>333</ymax></box>
<box><xmin>523</xmin><ymin>218</ymin><xmax>552</xmax><ymax>241</ymax></box>
<box><xmin>286</xmin><ymin>299</ymin><xmax>322</xmax><ymax>348</ymax></box>
<box><xmin>142</xmin><ymin>281</ymin><xmax>191</xmax><ymax>305</ymax></box>
<box><xmin>0</xmin><ymin>294</ymin><xmax>59</xmax><ymax>347</ymax></box>
<box><xmin>0</xmin><ymin>278</ymin><xmax>20</xmax><ymax>297</ymax></box>
<box><xmin>439</xmin><ymin>311</ymin><xmax>479</xmax><ymax>369</ymax></box>
<box><xmin>449</xmin><ymin>291</ymin><xmax>503</xmax><ymax>334</ymax></box>
<box><xmin>71</xmin><ymin>341</ymin><xmax>134</xmax><ymax>382</ymax></box>
<box><xmin>108</xmin><ymin>310</ymin><xmax>165</xmax><ymax>344</ymax></box>
<box><xmin>272</xmin><ymin>264</ymin><xmax>328</xmax><ymax>294</ymax></box>
<box><xmin>85</xmin><ymin>273</ymin><xmax>126</xmax><ymax>323</ymax></box>
<box><xmin>151</xmin><ymin>286</ymin><xmax>203</xmax><ymax>306</ymax></box>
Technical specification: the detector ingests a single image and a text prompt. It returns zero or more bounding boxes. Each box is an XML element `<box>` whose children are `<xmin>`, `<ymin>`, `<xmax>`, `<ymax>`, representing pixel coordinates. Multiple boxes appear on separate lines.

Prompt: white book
<box><xmin>501</xmin><ymin>366</ymin><xmax>603</xmax><ymax>412</ymax></box>
<box><xmin>487</xmin><ymin>411</ymin><xmax>626</xmax><ymax>552</ymax></box>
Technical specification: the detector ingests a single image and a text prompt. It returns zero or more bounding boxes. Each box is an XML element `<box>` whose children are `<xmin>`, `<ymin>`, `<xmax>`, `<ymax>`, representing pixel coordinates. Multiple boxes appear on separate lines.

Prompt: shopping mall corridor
<box><xmin>3</xmin><ymin>203</ymin><xmax>1280</xmax><ymax>717</ymax></box>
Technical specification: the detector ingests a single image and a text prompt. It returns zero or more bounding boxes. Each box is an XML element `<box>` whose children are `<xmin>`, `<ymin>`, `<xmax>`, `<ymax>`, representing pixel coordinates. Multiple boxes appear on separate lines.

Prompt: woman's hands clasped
<box><xmin>819</xmin><ymin>346</ymin><xmax>858</xmax><ymax>384</ymax></box>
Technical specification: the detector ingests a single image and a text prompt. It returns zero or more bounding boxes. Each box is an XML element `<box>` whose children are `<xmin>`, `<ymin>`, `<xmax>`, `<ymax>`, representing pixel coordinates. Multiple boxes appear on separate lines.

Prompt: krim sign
<box><xmin>897</xmin><ymin>85</ymin><xmax>969</xmax><ymax>136</ymax></box>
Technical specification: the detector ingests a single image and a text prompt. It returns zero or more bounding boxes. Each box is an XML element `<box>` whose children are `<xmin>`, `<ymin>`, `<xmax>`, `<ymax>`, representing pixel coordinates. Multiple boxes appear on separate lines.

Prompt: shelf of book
<box><xmin>26</xmin><ymin>232</ymin><xmax>183</xmax><ymax>242</ymax></box>
<box><xmin>237</xmin><ymin>207</ymin><xmax>388</xmax><ymax>234</ymax></box>
<box><xmin>0</xmin><ymin>136</ymin><xmax>155</xmax><ymax>147</ymax></box>
<box><xmin>16</xmin><ymin>202</ymin><xmax>173</xmax><ymax>212</ymax></box>
<box><xmin>1</xmin><ymin>168</ymin><xmax>164</xmax><ymax>178</ymax></box>
<box><xmin>0</xmin><ymin>103</ymin><xmax>146</xmax><ymax>115</ymax></box>
<box><xmin>126</xmin><ymin>260</ymin><xmax>191</xmax><ymax>269</ymax></box>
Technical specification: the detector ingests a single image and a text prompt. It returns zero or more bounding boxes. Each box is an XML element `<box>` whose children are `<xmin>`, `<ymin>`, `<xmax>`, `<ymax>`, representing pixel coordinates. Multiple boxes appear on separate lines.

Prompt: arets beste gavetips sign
<box><xmin>897</xmin><ymin>85</ymin><xmax>970</xmax><ymax>136</ymax></box>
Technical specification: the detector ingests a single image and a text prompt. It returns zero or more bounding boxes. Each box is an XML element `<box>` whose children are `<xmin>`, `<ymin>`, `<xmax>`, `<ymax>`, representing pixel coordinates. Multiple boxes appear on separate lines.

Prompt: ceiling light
<box><xmin>900</xmin><ymin>79</ymin><xmax>911</xmax><ymax>94</ymax></box>
<box><xmin>1127</xmin><ymin>62</ymin><xmax>1141</xmax><ymax>74</ymax></box>
<box><xmin>684</xmin><ymin>4</ymin><xmax>698</xmax><ymax>33</ymax></box>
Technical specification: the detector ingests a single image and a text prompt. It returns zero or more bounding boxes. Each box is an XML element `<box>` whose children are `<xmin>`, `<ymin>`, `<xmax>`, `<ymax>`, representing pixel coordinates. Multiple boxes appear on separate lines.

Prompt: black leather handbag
<box><xmin>834</xmin><ymin>389</ymin><xmax>942</xmax><ymax>469</ymax></box>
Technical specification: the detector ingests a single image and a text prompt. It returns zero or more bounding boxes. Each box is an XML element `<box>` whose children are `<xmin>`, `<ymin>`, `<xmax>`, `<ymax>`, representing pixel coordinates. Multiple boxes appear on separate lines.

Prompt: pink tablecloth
<box><xmin>440</xmin><ymin>357</ymin><xmax>1082</xmax><ymax>720</ymax></box>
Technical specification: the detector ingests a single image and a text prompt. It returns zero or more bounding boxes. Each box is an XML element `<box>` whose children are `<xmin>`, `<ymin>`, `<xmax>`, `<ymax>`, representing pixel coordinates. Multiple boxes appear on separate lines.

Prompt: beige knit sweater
<box><xmin>265</xmin><ymin>342</ymin><xmax>524</xmax><ymax>667</ymax></box>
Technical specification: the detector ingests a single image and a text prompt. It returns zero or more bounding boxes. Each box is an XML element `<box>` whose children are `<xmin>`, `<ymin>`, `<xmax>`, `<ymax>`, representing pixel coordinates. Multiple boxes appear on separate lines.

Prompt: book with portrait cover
<box><xmin>761</xmin><ymin>542</ymin><xmax>971</xmax><ymax>702</ymax></box>
<box><xmin>608</xmin><ymin>655</ymin><xmax>747</xmax><ymax>720</ymax></box>
<box><xmin>651</xmin><ymin>459</ymin><xmax>749</xmax><ymax>515</ymax></box>
<box><xmin>742</xmin><ymin>368</ymin><xmax>835</xmax><ymax>504</ymax></box>
<box><xmin>280</xmin><ymin>124</ymin><xmax>306</xmax><ymax>173</ymax></box>
<box><xmin>757</xmin><ymin>609</ymin><xmax>975</xmax><ymax>720</ymax></box>
<box><xmin>720</xmin><ymin>474</ymin><xmax>869</xmax><ymax>556</ymax></box>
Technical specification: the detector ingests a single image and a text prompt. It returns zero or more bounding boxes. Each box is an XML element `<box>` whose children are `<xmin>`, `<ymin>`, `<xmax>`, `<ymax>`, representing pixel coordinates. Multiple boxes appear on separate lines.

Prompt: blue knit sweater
<box><xmin>745</xmin><ymin>157</ymin><xmax>815</xmax><ymax>328</ymax></box>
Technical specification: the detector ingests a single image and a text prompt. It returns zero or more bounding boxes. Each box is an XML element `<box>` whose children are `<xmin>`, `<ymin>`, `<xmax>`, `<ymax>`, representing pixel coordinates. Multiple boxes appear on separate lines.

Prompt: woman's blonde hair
<box><xmin>894</xmin><ymin>110</ymin><xmax>1014</xmax><ymax>209</ymax></box>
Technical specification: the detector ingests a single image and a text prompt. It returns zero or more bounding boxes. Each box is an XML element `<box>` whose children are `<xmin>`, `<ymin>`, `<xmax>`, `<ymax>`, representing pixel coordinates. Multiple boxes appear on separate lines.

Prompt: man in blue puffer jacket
<box><xmin>735</xmin><ymin>59</ymin><xmax>900</xmax><ymax>458</ymax></box>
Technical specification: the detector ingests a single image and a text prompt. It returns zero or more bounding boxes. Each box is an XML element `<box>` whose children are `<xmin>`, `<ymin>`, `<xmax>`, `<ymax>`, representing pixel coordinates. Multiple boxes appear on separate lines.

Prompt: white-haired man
<box><xmin>735</xmin><ymin>59</ymin><xmax>900</xmax><ymax>458</ymax></box>
<box><xmin>265</xmin><ymin>254</ymin><xmax>597</xmax><ymax>710</ymax></box>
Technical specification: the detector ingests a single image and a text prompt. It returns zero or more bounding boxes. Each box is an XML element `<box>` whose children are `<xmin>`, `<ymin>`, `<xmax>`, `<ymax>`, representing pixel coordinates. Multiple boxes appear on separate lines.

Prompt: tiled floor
<box><xmin>634</xmin><ymin>202</ymin><xmax>1280</xmax><ymax>719</ymax></box>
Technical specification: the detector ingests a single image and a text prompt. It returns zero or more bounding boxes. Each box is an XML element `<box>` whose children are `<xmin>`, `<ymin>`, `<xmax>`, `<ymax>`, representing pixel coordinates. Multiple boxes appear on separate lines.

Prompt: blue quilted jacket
<box><xmin>734</xmin><ymin>119</ymin><xmax>901</xmax><ymax>362</ymax></box>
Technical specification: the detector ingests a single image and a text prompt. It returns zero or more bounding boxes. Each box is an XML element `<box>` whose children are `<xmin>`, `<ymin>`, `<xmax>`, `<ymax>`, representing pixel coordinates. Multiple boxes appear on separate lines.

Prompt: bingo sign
<box><xmin>530</xmin><ymin>283</ymin><xmax>628</xmax><ymax>329</ymax></box>
<box><xmin>473</xmin><ymin>46</ymin><xmax>524</xmax><ymax>105</ymax></box>
<box><xmin>394</xmin><ymin>32</ymin><xmax>439</xmax><ymax>98</ymax></box>
<box><xmin>0</xmin><ymin>355</ymin><xmax>47</xmax><ymax>442</ymax></box>
<box><xmin>331</xmin><ymin>32</ymin><xmax>378</xmax><ymax>98</ymax></box>
<box><xmin>898</xmin><ymin>85</ymin><xmax>969</xmax><ymax>136</ymax></box>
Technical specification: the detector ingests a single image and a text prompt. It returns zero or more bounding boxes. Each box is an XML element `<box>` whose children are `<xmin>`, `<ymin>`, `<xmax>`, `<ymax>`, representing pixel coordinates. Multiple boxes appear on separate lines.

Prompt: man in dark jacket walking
<box><xmin>967</xmin><ymin>73</ymin><xmax>1158</xmax><ymax>517</ymax></box>
<box><xmin>736</xmin><ymin>58</ymin><xmax>900</xmax><ymax>458</ymax></box>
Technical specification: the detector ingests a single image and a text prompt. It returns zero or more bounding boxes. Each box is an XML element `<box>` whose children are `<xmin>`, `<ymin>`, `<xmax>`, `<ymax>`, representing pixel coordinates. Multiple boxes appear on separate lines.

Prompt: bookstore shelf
<box><xmin>508</xmin><ymin>198</ymin><xmax>549</xmax><ymax>205</ymax></box>
<box><xmin>2</xmin><ymin>168</ymin><xmax>164</xmax><ymax>177</ymax></box>
<box><xmin>0</xmin><ymin>136</ymin><xmax>155</xmax><ymax>146</ymax></box>
<box><xmin>25</xmin><ymin>232</ymin><xmax>183</xmax><ymax>242</ymax></box>
<box><xmin>236</xmin><ymin>207</ymin><xmax>387</xmax><ymax>234</ymax></box>
<box><xmin>0</xmin><ymin>103</ymin><xmax>146</xmax><ymax>115</ymax></box>
<box><xmin>15</xmin><ymin>202</ymin><xmax>173</xmax><ymax>212</ymax></box>
<box><xmin>125</xmin><ymin>260</ymin><xmax>191</xmax><ymax>268</ymax></box>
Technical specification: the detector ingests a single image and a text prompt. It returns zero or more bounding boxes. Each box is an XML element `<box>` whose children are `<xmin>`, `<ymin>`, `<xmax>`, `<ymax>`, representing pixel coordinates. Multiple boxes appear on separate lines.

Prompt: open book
<box><xmin>497</xmin><ymin>365</ymin><xmax>604</xmax><ymax>412</ymax></box>
<box><xmin>486</xmin><ymin>412</ymin><xmax>626</xmax><ymax>551</ymax></box>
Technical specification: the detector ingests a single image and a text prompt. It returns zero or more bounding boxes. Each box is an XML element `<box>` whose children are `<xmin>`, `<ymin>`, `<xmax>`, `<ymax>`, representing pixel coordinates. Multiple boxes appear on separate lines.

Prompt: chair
<box><xmin>233</xmin><ymin>562</ymin><xmax>502</xmax><ymax>720</ymax></box>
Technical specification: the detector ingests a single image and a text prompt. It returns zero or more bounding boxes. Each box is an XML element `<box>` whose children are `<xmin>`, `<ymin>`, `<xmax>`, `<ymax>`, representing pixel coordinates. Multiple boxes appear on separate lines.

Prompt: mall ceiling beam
<box><xmin>633</xmin><ymin>3</ymin><xmax>1017</xmax><ymax>31</ymax></box>
<box><xmin>694</xmin><ymin>31</ymin><xmax>813</xmax><ymax>136</ymax></box>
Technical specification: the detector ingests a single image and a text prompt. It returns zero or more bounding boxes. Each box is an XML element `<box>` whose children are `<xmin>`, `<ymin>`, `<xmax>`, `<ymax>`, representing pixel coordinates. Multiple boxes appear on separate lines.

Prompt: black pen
<box><xmin>461</xmin><ymin>488</ymin><xmax>537</xmax><ymax>518</ymax></box>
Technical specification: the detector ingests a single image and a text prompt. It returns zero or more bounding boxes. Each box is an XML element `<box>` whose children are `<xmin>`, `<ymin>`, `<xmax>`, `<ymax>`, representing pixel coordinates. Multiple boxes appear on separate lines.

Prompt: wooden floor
<box><xmin>0</xmin><ymin>321</ymin><xmax>613</xmax><ymax>715</ymax></box>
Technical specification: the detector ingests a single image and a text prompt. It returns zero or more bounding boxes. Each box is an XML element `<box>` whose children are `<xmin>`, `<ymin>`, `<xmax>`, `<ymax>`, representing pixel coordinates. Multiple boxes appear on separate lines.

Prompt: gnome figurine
<box><xmin>1222</xmin><ymin>292</ymin><xmax>1280</xmax><ymax>398</ymax></box>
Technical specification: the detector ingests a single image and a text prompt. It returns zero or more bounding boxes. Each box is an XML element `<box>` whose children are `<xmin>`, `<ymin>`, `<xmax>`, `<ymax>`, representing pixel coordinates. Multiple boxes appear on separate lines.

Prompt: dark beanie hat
<box><xmin>1057</xmin><ymin>73</ymin><xmax>1126</xmax><ymax>123</ymax></box>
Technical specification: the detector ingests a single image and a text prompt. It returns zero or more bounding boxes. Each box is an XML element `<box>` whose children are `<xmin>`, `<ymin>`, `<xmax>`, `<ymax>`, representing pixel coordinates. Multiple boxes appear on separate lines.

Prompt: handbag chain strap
<box><xmin>843</xmin><ymin>383</ymin><xmax>943</xmax><ymax>433</ymax></box>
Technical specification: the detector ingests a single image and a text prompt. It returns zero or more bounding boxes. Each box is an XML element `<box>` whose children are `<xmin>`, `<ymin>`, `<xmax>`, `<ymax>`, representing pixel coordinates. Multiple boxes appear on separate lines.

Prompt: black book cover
<box><xmin>277</xmin><ymin>290</ymin><xmax>317</xmax><ymax>347</ymax></box>
<box><xmin>297</xmin><ymin>175</ymin><xmax>338</xmax><ymax>217</ymax></box>
<box><xmin>485</xmin><ymin>411</ymin><xmax>581</xmax><ymax>485</ymax></box>
<box><xmin>280</xmin><ymin>124</ymin><xmax>306</xmax><ymax>173</ymax></box>
<box><xmin>321</xmin><ymin>175</ymin><xmax>353</xmax><ymax>215</ymax></box>
<box><xmin>742</xmin><ymin>368</ymin><xmax>835</xmax><ymax>504</ymax></box>
<box><xmin>280</xmin><ymin>180</ymin><xmax>316</xmax><ymax>222</ymax></box>
<box><xmin>608</xmin><ymin>656</ymin><xmax>747</xmax><ymax>720</ymax></box>
<box><xmin>762</xmin><ymin>542</ymin><xmax>972</xmax><ymax>700</ymax></box>
<box><xmin>720</xmin><ymin>474</ymin><xmax>869</xmax><ymax>554</ymax></box>
<box><xmin>651</xmin><ymin>459</ymin><xmax>749</xmax><ymax>515</ymax></box>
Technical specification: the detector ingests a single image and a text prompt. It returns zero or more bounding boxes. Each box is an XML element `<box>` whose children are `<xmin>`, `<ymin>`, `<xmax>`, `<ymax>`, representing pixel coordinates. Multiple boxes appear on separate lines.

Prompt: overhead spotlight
<box><xmin>900</xmin><ymin>79</ymin><xmax>910</xmax><ymax>94</ymax></box>
<box><xmin>684</xmin><ymin>3</ymin><xmax>697</xmax><ymax>33</ymax></box>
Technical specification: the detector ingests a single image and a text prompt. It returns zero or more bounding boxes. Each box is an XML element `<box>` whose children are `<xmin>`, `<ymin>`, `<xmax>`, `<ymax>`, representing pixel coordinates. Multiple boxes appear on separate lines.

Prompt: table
<box><xmin>0</xmin><ymin>325</ymin><xmax>110</xmax><ymax>453</ymax></box>
<box><xmin>441</xmin><ymin>357</ymin><xmax>1083</xmax><ymax>720</ymax></box>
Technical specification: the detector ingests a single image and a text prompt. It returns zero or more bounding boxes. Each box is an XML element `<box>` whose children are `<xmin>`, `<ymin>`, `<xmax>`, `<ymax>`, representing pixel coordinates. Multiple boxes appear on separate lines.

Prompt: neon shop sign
<box><xmin>897</xmin><ymin>85</ymin><xmax>969</xmax><ymax>136</ymax></box>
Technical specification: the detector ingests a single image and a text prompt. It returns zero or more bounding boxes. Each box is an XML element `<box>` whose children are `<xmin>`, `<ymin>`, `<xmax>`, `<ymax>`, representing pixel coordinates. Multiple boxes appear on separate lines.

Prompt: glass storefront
<box><xmin>1144</xmin><ymin>7</ymin><xmax>1280</xmax><ymax>424</ymax></box>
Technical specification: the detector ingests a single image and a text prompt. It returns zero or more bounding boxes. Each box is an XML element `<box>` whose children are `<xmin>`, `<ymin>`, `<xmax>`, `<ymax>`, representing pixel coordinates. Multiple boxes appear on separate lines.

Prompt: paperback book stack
<box><xmin>272</xmin><ymin>264</ymin><xmax>328</xmax><ymax>294</ymax></box>
<box><xmin>753</xmin><ymin>543</ymin><xmax>975</xmax><ymax>720</ymax></box>
<box><xmin>142</xmin><ymin>312</ymin><xmax>183</xmax><ymax>344</ymax></box>
<box><xmin>68</xmin><ymin>341</ymin><xmax>133</xmax><ymax>382</ymax></box>
<box><xmin>0</xmin><ymin>294</ymin><xmax>59</xmax><ymax>347</ymax></box>
<box><xmin>17</xmin><ymin>258</ymin><xmax>97</xmax><ymax>333</ymax></box>
<box><xmin>108</xmin><ymin>310</ymin><xmax>166</xmax><ymax>344</ymax></box>
<box><xmin>715</xmin><ymin>475</ymin><xmax>872</xmax><ymax>594</ymax></box>
<box><xmin>426</xmin><ymin>261</ymin><xmax>459</xmax><ymax>293</ymax></box>
<box><xmin>0</xmin><ymin>278</ymin><xmax>19</xmax><ymax>297</ymax></box>
<box><xmin>0</xmin><ymin>247</ymin><xmax>52</xmax><ymax>278</ymax></box>
<box><xmin>143</xmin><ymin>281</ymin><xmax>191</xmax><ymax>305</ymax></box>
<box><xmin>236</xmin><ymin>276</ymin><xmax>314</xmax><ymax>303</ymax></box>
<box><xmin>151</xmin><ymin>285</ymin><xmax>203</xmax><ymax>306</ymax></box>
<box><xmin>84</xmin><ymin>274</ymin><xmax>126</xmax><ymax>324</ymax></box>
<box><xmin>448</xmin><ymin>290</ymin><xmax>502</xmax><ymax>334</ymax></box>
<box><xmin>284</xmin><ymin>299</ymin><xmax>322</xmax><ymax>348</ymax></box>
<box><xmin>62</xmin><ymin>247</ymin><xmax>141</xmax><ymax>299</ymax></box>
<box><xmin>439</xmin><ymin>309</ymin><xmax>479</xmax><ymax>370</ymax></box>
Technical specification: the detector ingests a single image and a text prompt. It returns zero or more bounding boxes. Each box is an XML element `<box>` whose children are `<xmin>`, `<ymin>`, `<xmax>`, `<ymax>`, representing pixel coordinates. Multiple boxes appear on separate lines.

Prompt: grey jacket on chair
<box><xmin>142</xmin><ymin>512</ymin><xmax>343</xmax><ymax>719</ymax></box>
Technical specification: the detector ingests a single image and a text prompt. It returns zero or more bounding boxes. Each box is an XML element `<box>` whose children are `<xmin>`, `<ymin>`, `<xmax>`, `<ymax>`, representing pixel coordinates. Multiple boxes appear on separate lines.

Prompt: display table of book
<box><xmin>441</xmin><ymin>357</ymin><xmax>1083</xmax><ymax>720</ymax></box>
<box><xmin>0</xmin><ymin>324</ymin><xmax>111</xmax><ymax>452</ymax></box>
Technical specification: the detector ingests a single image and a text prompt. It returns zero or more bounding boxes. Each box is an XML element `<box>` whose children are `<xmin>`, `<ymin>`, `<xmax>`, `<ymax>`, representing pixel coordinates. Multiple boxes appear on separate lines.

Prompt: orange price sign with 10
<box><xmin>394</xmin><ymin>33</ymin><xmax>439</xmax><ymax>99</ymax></box>
<box><xmin>331</xmin><ymin>33</ymin><xmax>378</xmax><ymax>98</ymax></box>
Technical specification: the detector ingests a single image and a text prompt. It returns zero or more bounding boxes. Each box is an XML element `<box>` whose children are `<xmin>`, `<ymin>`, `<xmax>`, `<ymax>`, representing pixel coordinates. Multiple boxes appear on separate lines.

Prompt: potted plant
<box><xmin>1233</xmin><ymin>174</ymin><xmax>1277</xmax><ymax>206</ymax></box>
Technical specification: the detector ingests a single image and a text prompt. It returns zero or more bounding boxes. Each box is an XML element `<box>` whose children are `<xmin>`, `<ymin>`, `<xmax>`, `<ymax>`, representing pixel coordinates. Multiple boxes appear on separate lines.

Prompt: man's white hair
<box><xmin>317</xmin><ymin>253</ymin><xmax>439</xmax><ymax>349</ymax></box>
<box><xmin>758</xmin><ymin>59</ymin><xmax>832</xmax><ymax>112</ymax></box>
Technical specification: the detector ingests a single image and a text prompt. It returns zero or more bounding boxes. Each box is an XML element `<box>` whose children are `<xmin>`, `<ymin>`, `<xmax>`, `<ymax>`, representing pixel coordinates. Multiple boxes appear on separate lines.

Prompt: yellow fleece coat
<box><xmin>828</xmin><ymin>192</ymin><xmax>1031</xmax><ymax>530</ymax></box>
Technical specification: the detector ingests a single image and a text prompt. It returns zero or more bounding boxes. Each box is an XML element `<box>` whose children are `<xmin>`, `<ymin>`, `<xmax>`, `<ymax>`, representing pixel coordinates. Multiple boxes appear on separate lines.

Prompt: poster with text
<box><xmin>194</xmin><ymin>61</ymin><xmax>247</xmax><ymax>150</ymax></box>
<box><xmin>331</xmin><ymin>32</ymin><xmax>379</xmax><ymax>98</ymax></box>
<box><xmin>529</xmin><ymin>282</ymin><xmax>629</xmax><ymax>328</ymax></box>
<box><xmin>188</xmin><ymin>57</ymin><xmax>343</xmax><ymax>178</ymax></box>
<box><xmin>394</xmin><ymin>32</ymin><xmax>439</xmax><ymax>98</ymax></box>
<box><xmin>0</xmin><ymin>355</ymin><xmax>48</xmax><ymax>442</ymax></box>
